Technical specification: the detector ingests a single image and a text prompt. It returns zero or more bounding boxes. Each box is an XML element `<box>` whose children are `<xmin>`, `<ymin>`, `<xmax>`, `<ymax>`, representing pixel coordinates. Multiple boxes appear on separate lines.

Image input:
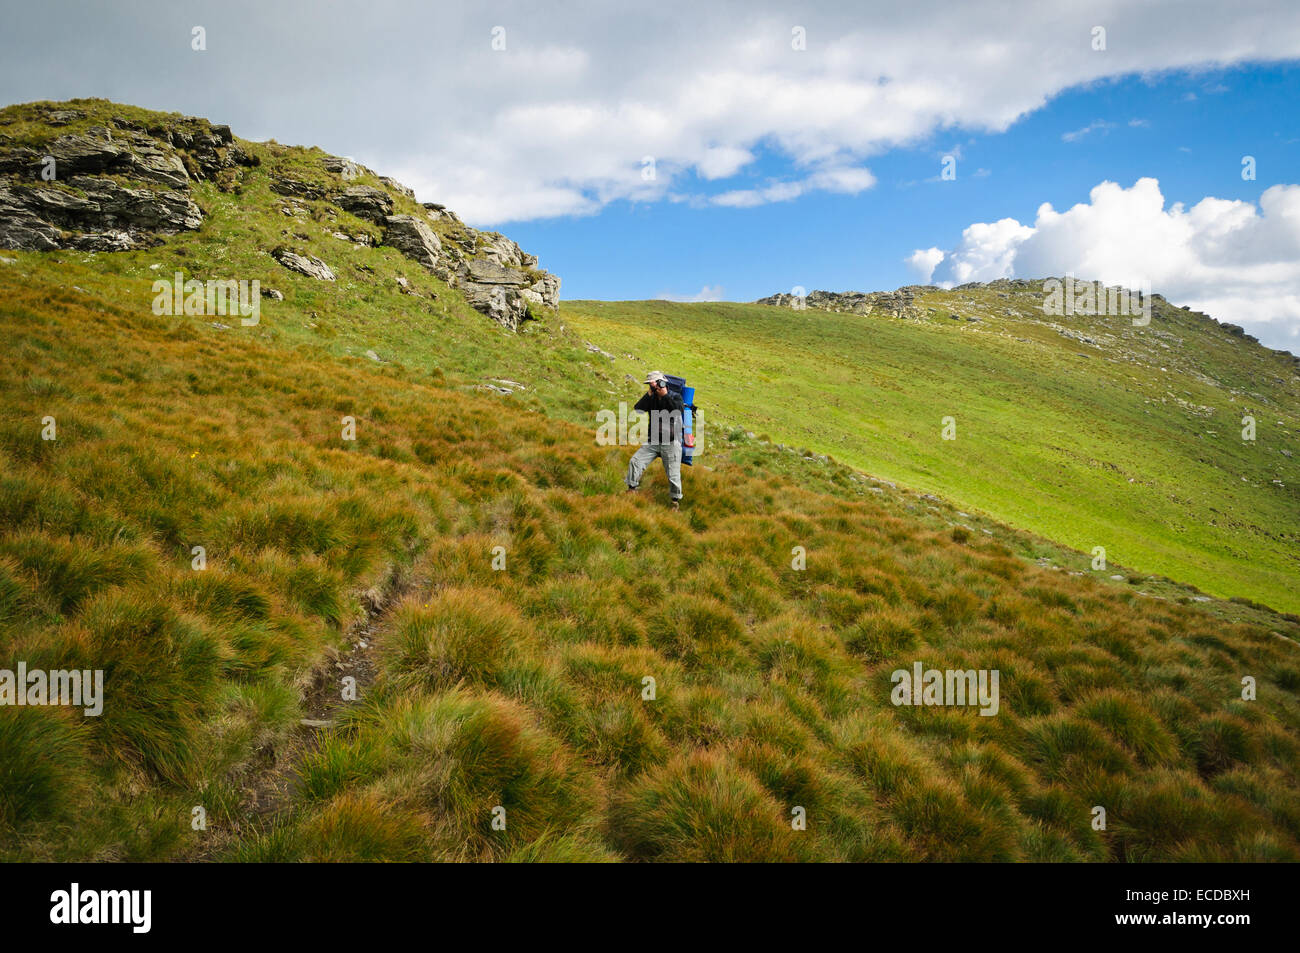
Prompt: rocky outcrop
<box><xmin>0</xmin><ymin>126</ymin><xmax>187</xmax><ymax>188</ymax></box>
<box><xmin>154</xmin><ymin>118</ymin><xmax>255</xmax><ymax>180</ymax></box>
<box><xmin>422</xmin><ymin>202</ymin><xmax>462</xmax><ymax>225</ymax></box>
<box><xmin>0</xmin><ymin>101</ymin><xmax>562</xmax><ymax>331</ymax></box>
<box><xmin>757</xmin><ymin>288</ymin><xmax>921</xmax><ymax>320</ymax></box>
<box><xmin>270</xmin><ymin>178</ymin><xmax>327</xmax><ymax>201</ymax></box>
<box><xmin>322</xmin><ymin>156</ymin><xmax>362</xmax><ymax>181</ymax></box>
<box><xmin>371</xmin><ymin>196</ymin><xmax>560</xmax><ymax>329</ymax></box>
<box><xmin>0</xmin><ymin>175</ymin><xmax>201</xmax><ymax>251</ymax></box>
<box><xmin>0</xmin><ymin>113</ymin><xmax>254</xmax><ymax>251</ymax></box>
<box><xmin>272</xmin><ymin>248</ymin><xmax>336</xmax><ymax>281</ymax></box>
<box><xmin>520</xmin><ymin>270</ymin><xmax>560</xmax><ymax>311</ymax></box>
<box><xmin>378</xmin><ymin>176</ymin><xmax>414</xmax><ymax>200</ymax></box>
<box><xmin>455</xmin><ymin>258</ymin><xmax>559</xmax><ymax>331</ymax></box>
<box><xmin>459</xmin><ymin>260</ymin><xmax>532</xmax><ymax>330</ymax></box>
<box><xmin>334</xmin><ymin>185</ymin><xmax>392</xmax><ymax>224</ymax></box>
<box><xmin>380</xmin><ymin>214</ymin><xmax>445</xmax><ymax>275</ymax></box>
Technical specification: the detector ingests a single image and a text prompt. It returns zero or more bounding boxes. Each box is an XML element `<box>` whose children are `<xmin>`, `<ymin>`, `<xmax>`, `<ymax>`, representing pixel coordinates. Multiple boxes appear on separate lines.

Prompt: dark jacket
<box><xmin>633</xmin><ymin>389</ymin><xmax>685</xmax><ymax>444</ymax></box>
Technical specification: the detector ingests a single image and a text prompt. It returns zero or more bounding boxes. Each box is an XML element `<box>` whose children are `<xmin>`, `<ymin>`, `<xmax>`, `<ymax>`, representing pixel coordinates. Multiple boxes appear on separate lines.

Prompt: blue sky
<box><xmin>507</xmin><ymin>63</ymin><xmax>1299</xmax><ymax>314</ymax></box>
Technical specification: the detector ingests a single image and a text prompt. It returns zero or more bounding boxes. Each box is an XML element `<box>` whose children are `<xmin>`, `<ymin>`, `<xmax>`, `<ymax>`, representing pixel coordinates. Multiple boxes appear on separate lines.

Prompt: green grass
<box><xmin>1</xmin><ymin>99</ymin><xmax>1298</xmax><ymax>862</ymax></box>
<box><xmin>563</xmin><ymin>296</ymin><xmax>1300</xmax><ymax>614</ymax></box>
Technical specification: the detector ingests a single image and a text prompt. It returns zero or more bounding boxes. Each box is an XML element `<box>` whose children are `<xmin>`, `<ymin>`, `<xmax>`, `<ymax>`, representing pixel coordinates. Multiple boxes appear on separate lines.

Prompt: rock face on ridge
<box><xmin>0</xmin><ymin>100</ymin><xmax>560</xmax><ymax>330</ymax></box>
<box><xmin>757</xmin><ymin>288</ymin><xmax>921</xmax><ymax>320</ymax></box>
<box><xmin>381</xmin><ymin>214</ymin><xmax>444</xmax><ymax>274</ymax></box>
<box><xmin>0</xmin><ymin>112</ymin><xmax>249</xmax><ymax>250</ymax></box>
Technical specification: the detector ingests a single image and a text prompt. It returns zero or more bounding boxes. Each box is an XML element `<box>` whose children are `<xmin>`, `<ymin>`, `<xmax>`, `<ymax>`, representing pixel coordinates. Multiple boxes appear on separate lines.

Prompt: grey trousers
<box><xmin>626</xmin><ymin>441</ymin><xmax>683</xmax><ymax>500</ymax></box>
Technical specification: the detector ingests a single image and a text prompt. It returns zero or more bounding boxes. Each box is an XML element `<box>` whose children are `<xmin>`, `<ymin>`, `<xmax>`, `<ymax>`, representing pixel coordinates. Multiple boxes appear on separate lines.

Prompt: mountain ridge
<box><xmin>756</xmin><ymin>279</ymin><xmax>1299</xmax><ymax>364</ymax></box>
<box><xmin>0</xmin><ymin>98</ymin><xmax>559</xmax><ymax>330</ymax></box>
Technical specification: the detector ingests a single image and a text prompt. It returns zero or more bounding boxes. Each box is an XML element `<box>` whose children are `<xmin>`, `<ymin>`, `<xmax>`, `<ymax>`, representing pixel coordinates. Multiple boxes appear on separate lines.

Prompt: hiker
<box><xmin>625</xmin><ymin>370</ymin><xmax>684</xmax><ymax>510</ymax></box>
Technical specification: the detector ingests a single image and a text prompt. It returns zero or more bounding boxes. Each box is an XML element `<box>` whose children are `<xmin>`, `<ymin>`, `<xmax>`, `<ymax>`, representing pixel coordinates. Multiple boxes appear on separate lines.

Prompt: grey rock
<box><xmin>455</xmin><ymin>256</ymin><xmax>560</xmax><ymax>330</ymax></box>
<box><xmin>522</xmin><ymin>271</ymin><xmax>561</xmax><ymax>310</ymax></box>
<box><xmin>474</xmin><ymin>230</ymin><xmax>525</xmax><ymax>267</ymax></box>
<box><xmin>0</xmin><ymin>112</ymin><xmax>261</xmax><ymax>249</ymax></box>
<box><xmin>0</xmin><ymin>175</ymin><xmax>201</xmax><ymax>251</ymax></box>
<box><xmin>71</xmin><ymin>229</ymin><xmax>138</xmax><ymax>252</ymax></box>
<box><xmin>322</xmin><ymin>156</ymin><xmax>364</xmax><ymax>180</ymax></box>
<box><xmin>335</xmin><ymin>185</ymin><xmax>392</xmax><ymax>224</ymax></box>
<box><xmin>464</xmin><ymin>258</ymin><xmax>528</xmax><ymax>286</ymax></box>
<box><xmin>270</xmin><ymin>178</ymin><xmax>327</xmax><ymax>200</ymax></box>
<box><xmin>124</xmin><ymin>146</ymin><xmax>189</xmax><ymax>188</ymax></box>
<box><xmin>381</xmin><ymin>214</ymin><xmax>443</xmax><ymax>272</ymax></box>
<box><xmin>422</xmin><ymin>202</ymin><xmax>462</xmax><ymax>225</ymax></box>
<box><xmin>756</xmin><ymin>287</ymin><xmax>921</xmax><ymax>320</ymax></box>
<box><xmin>461</xmin><ymin>284</ymin><xmax>526</xmax><ymax>330</ymax></box>
<box><xmin>272</xmin><ymin>248</ymin><xmax>335</xmax><ymax>281</ymax></box>
<box><xmin>261</xmin><ymin>287</ymin><xmax>283</xmax><ymax>300</ymax></box>
<box><xmin>157</xmin><ymin>116</ymin><xmax>255</xmax><ymax>179</ymax></box>
<box><xmin>378</xmin><ymin>176</ymin><xmax>414</xmax><ymax>200</ymax></box>
<box><xmin>68</xmin><ymin>176</ymin><xmax>202</xmax><ymax>231</ymax></box>
<box><xmin>42</xmin><ymin>108</ymin><xmax>85</xmax><ymax>126</ymax></box>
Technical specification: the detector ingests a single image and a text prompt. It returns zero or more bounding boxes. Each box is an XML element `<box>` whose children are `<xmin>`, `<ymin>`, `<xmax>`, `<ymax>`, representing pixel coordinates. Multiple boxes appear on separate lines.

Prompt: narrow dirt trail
<box><xmin>191</xmin><ymin>570</ymin><xmax>420</xmax><ymax>858</ymax></box>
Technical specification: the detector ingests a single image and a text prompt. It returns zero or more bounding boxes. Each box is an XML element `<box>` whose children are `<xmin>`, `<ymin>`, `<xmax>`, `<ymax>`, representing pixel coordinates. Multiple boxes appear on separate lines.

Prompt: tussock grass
<box><xmin>1</xmin><ymin>98</ymin><xmax>1297</xmax><ymax>861</ymax></box>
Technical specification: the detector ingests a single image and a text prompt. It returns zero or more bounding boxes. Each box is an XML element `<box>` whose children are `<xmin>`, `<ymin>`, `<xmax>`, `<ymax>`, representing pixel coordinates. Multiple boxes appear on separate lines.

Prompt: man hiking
<box><xmin>625</xmin><ymin>370</ymin><xmax>684</xmax><ymax>510</ymax></box>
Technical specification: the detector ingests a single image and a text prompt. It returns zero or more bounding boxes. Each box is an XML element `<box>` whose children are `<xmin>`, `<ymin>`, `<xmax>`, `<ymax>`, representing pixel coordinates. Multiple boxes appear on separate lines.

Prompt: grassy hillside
<box><xmin>564</xmin><ymin>296</ymin><xmax>1300</xmax><ymax>614</ymax></box>
<box><xmin>2</xmin><ymin>100</ymin><xmax>1299</xmax><ymax>862</ymax></box>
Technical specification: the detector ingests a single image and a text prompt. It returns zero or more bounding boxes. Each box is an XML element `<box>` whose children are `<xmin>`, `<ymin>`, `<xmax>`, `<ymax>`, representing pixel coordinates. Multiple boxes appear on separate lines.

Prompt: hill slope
<box><xmin>2</xmin><ymin>100</ymin><xmax>1299</xmax><ymax>862</ymax></box>
<box><xmin>564</xmin><ymin>290</ymin><xmax>1300</xmax><ymax>614</ymax></box>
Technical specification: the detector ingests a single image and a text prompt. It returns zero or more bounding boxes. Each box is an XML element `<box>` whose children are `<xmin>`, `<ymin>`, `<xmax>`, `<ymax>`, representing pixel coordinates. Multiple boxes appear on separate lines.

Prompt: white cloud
<box><xmin>712</xmin><ymin>182</ymin><xmax>802</xmax><ymax>208</ymax></box>
<box><xmin>922</xmin><ymin>178</ymin><xmax>1300</xmax><ymax>350</ymax></box>
<box><xmin>696</xmin><ymin>146</ymin><xmax>754</xmax><ymax>180</ymax></box>
<box><xmin>4</xmin><ymin>1</ymin><xmax>1300</xmax><ymax>225</ymax></box>
<box><xmin>906</xmin><ymin>247</ymin><xmax>946</xmax><ymax>283</ymax></box>
<box><xmin>708</xmin><ymin>163</ymin><xmax>875</xmax><ymax>207</ymax></box>
<box><xmin>807</xmin><ymin>165</ymin><xmax>878</xmax><ymax>193</ymax></box>
<box><xmin>942</xmin><ymin>218</ymin><xmax>1036</xmax><ymax>284</ymax></box>
<box><xmin>657</xmin><ymin>285</ymin><xmax>725</xmax><ymax>302</ymax></box>
<box><xmin>1062</xmin><ymin>120</ymin><xmax>1114</xmax><ymax>142</ymax></box>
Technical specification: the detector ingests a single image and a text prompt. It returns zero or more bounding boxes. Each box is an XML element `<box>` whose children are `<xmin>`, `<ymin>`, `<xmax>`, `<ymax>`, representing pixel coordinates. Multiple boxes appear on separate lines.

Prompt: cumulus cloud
<box><xmin>696</xmin><ymin>146</ymin><xmax>755</xmax><ymax>180</ymax></box>
<box><xmin>2</xmin><ymin>1</ymin><xmax>1299</xmax><ymax>225</ymax></box>
<box><xmin>915</xmin><ymin>178</ymin><xmax>1300</xmax><ymax>350</ymax></box>
<box><xmin>906</xmin><ymin>247</ymin><xmax>946</xmax><ymax>283</ymax></box>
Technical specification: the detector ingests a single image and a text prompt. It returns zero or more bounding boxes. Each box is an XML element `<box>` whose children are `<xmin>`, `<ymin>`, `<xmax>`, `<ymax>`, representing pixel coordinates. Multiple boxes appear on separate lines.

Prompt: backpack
<box><xmin>662</xmin><ymin>374</ymin><xmax>698</xmax><ymax>466</ymax></box>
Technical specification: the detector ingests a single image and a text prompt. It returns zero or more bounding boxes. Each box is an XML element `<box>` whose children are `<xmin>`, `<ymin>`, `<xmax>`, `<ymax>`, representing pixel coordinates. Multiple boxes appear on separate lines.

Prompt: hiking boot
<box><xmin>626</xmin><ymin>485</ymin><xmax>638</xmax><ymax>493</ymax></box>
<box><xmin>670</xmin><ymin>499</ymin><xmax>680</xmax><ymax>511</ymax></box>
